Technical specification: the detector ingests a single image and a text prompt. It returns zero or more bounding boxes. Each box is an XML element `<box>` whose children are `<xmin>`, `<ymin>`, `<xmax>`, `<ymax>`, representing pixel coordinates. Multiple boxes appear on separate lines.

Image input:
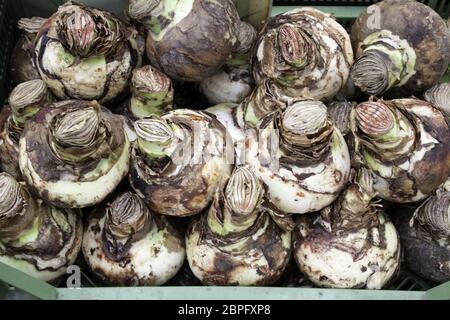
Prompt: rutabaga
<box><xmin>19</xmin><ymin>100</ymin><xmax>130</xmax><ymax>208</ymax></box>
<box><xmin>0</xmin><ymin>173</ymin><xmax>82</xmax><ymax>282</ymax></box>
<box><xmin>34</xmin><ymin>2</ymin><xmax>143</xmax><ymax>105</ymax></box>
<box><xmin>128</xmin><ymin>0</ymin><xmax>241</xmax><ymax>82</ymax></box>
<box><xmin>350</xmin><ymin>98</ymin><xmax>450</xmax><ymax>203</ymax></box>
<box><xmin>10</xmin><ymin>17</ymin><xmax>46</xmax><ymax>85</ymax></box>
<box><xmin>244</xmin><ymin>100</ymin><xmax>351</xmax><ymax>214</ymax></box>
<box><xmin>83</xmin><ymin>192</ymin><xmax>185</xmax><ymax>286</ymax></box>
<box><xmin>293</xmin><ymin>169</ymin><xmax>401</xmax><ymax>289</ymax></box>
<box><xmin>129</xmin><ymin>110</ymin><xmax>233</xmax><ymax>217</ymax></box>
<box><xmin>0</xmin><ymin>80</ymin><xmax>51</xmax><ymax>179</ymax></box>
<box><xmin>395</xmin><ymin>191</ymin><xmax>450</xmax><ymax>283</ymax></box>
<box><xmin>252</xmin><ymin>8</ymin><xmax>354</xmax><ymax>101</ymax></box>
<box><xmin>351</xmin><ymin>0</ymin><xmax>450</xmax><ymax>96</ymax></box>
<box><xmin>186</xmin><ymin>167</ymin><xmax>291</xmax><ymax>285</ymax></box>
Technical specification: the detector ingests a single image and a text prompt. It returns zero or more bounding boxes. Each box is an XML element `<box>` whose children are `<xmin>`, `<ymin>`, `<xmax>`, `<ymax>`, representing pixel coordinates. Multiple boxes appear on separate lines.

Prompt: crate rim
<box><xmin>1</xmin><ymin>259</ymin><xmax>450</xmax><ymax>300</ymax></box>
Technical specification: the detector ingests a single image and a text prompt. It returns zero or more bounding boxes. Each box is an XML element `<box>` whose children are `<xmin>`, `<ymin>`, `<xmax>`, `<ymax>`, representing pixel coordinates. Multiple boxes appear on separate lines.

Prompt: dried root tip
<box><xmin>225</xmin><ymin>167</ymin><xmax>263</xmax><ymax>215</ymax></box>
<box><xmin>0</xmin><ymin>173</ymin><xmax>24</xmax><ymax>220</ymax></box>
<box><xmin>64</xmin><ymin>9</ymin><xmax>97</xmax><ymax>56</ymax></box>
<box><xmin>244</xmin><ymin>80</ymin><xmax>286</xmax><ymax>125</ymax></box>
<box><xmin>282</xmin><ymin>100</ymin><xmax>328</xmax><ymax>136</ymax></box>
<box><xmin>351</xmin><ymin>50</ymin><xmax>389</xmax><ymax>95</ymax></box>
<box><xmin>278</xmin><ymin>25</ymin><xmax>307</xmax><ymax>68</ymax></box>
<box><xmin>9</xmin><ymin>79</ymin><xmax>48</xmax><ymax>114</ymax></box>
<box><xmin>128</xmin><ymin>0</ymin><xmax>160</xmax><ymax>21</ymax></box>
<box><xmin>107</xmin><ymin>192</ymin><xmax>150</xmax><ymax>238</ymax></box>
<box><xmin>134</xmin><ymin>118</ymin><xmax>173</xmax><ymax>144</ymax></box>
<box><xmin>356</xmin><ymin>168</ymin><xmax>375</xmax><ymax>196</ymax></box>
<box><xmin>17</xmin><ymin>17</ymin><xmax>46</xmax><ymax>34</ymax></box>
<box><xmin>414</xmin><ymin>192</ymin><xmax>450</xmax><ymax>239</ymax></box>
<box><xmin>234</xmin><ymin>21</ymin><xmax>257</xmax><ymax>54</ymax></box>
<box><xmin>424</xmin><ymin>83</ymin><xmax>450</xmax><ymax>118</ymax></box>
<box><xmin>132</xmin><ymin>65</ymin><xmax>172</xmax><ymax>95</ymax></box>
<box><xmin>280</xmin><ymin>100</ymin><xmax>333</xmax><ymax>150</ymax></box>
<box><xmin>328</xmin><ymin>101</ymin><xmax>352</xmax><ymax>136</ymax></box>
<box><xmin>53</xmin><ymin>107</ymin><xmax>99</xmax><ymax>147</ymax></box>
<box><xmin>355</xmin><ymin>101</ymin><xmax>394</xmax><ymax>137</ymax></box>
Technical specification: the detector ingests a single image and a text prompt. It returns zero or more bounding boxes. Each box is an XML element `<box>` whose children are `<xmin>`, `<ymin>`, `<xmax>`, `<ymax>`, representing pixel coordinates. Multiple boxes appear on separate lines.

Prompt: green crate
<box><xmin>0</xmin><ymin>0</ymin><xmax>449</xmax><ymax>300</ymax></box>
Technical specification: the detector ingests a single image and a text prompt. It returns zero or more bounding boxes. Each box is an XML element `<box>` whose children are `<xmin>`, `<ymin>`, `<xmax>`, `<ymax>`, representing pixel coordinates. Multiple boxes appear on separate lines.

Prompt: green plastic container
<box><xmin>0</xmin><ymin>0</ymin><xmax>449</xmax><ymax>300</ymax></box>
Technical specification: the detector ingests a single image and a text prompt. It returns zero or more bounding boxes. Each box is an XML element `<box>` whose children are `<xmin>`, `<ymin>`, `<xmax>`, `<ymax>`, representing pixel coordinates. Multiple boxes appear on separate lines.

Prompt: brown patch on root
<box><xmin>396</xmin><ymin>210</ymin><xmax>450</xmax><ymax>283</ymax></box>
<box><xmin>25</xmin><ymin>102</ymin><xmax>123</xmax><ymax>180</ymax></box>
<box><xmin>190</xmin><ymin>213</ymin><xmax>291</xmax><ymax>286</ymax></box>
<box><xmin>146</xmin><ymin>0</ymin><xmax>239</xmax><ymax>81</ymax></box>
<box><xmin>129</xmin><ymin>154</ymin><xmax>213</xmax><ymax>217</ymax></box>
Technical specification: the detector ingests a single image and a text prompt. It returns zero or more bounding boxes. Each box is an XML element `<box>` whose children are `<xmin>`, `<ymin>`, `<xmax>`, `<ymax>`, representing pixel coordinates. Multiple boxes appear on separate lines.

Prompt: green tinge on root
<box><xmin>227</xmin><ymin>53</ymin><xmax>249</xmax><ymax>67</ymax></box>
<box><xmin>149</xmin><ymin>16</ymin><xmax>162</xmax><ymax>35</ymax></box>
<box><xmin>83</xmin><ymin>144</ymin><xmax>125</xmax><ymax>181</ymax></box>
<box><xmin>244</xmin><ymin>103</ymin><xmax>259</xmax><ymax>126</ymax></box>
<box><xmin>50</xmin><ymin>208</ymin><xmax>71</xmax><ymax>233</ymax></box>
<box><xmin>56</xmin><ymin>46</ymin><xmax>76</xmax><ymax>65</ymax></box>
<box><xmin>276</xmin><ymin>73</ymin><xmax>299</xmax><ymax>88</ymax></box>
<box><xmin>376</xmin><ymin>119</ymin><xmax>400</xmax><ymax>143</ymax></box>
<box><xmin>130</xmin><ymin>93</ymin><xmax>172</xmax><ymax>118</ymax></box>
<box><xmin>9</xmin><ymin>216</ymin><xmax>40</xmax><ymax>247</ymax></box>
<box><xmin>207</xmin><ymin>211</ymin><xmax>266</xmax><ymax>246</ymax></box>
<box><xmin>57</xmin><ymin>43</ymin><xmax>105</xmax><ymax>69</ymax></box>
<box><xmin>82</xmin><ymin>55</ymin><xmax>106</xmax><ymax>68</ymax></box>
<box><xmin>363</xmin><ymin>152</ymin><xmax>381</xmax><ymax>173</ymax></box>
<box><xmin>207</xmin><ymin>213</ymin><xmax>254</xmax><ymax>237</ymax></box>
<box><xmin>12</xmin><ymin>105</ymin><xmax>40</xmax><ymax>126</ymax></box>
<box><xmin>137</xmin><ymin>138</ymin><xmax>167</xmax><ymax>159</ymax></box>
<box><xmin>149</xmin><ymin>0</ymin><xmax>195</xmax><ymax>41</ymax></box>
<box><xmin>362</xmin><ymin>30</ymin><xmax>417</xmax><ymax>90</ymax></box>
